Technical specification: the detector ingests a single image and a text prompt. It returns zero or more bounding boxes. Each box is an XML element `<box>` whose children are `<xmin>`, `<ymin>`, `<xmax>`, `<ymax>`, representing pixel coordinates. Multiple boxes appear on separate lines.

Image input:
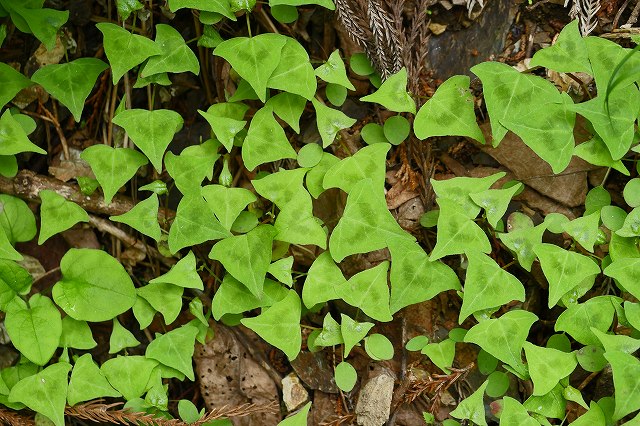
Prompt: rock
<box><xmin>355</xmin><ymin>371</ymin><xmax>395</xmax><ymax>426</ymax></box>
<box><xmin>282</xmin><ymin>373</ymin><xmax>309</xmax><ymax>412</ymax></box>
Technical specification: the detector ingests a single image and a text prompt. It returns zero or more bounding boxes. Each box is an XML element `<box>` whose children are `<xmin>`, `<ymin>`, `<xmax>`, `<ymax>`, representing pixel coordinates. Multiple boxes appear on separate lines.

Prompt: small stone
<box><xmin>282</xmin><ymin>373</ymin><xmax>309</xmax><ymax>412</ymax></box>
<box><xmin>429</xmin><ymin>23</ymin><xmax>447</xmax><ymax>36</ymax></box>
<box><xmin>355</xmin><ymin>371</ymin><xmax>395</xmax><ymax>426</ymax></box>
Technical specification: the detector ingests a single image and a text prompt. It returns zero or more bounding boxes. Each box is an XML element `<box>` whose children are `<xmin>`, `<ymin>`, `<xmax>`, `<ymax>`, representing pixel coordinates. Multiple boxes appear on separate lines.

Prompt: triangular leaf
<box><xmin>214</xmin><ymin>34</ymin><xmax>287</xmax><ymax>102</ymax></box>
<box><xmin>605</xmin><ymin>258</ymin><xmax>640</xmax><ymax>300</ymax></box>
<box><xmin>574</xmin><ymin>136</ymin><xmax>629</xmax><ymax>175</ymax></box>
<box><xmin>0</xmin><ymin>259</ymin><xmax>32</xmax><ymax>311</ymax></box>
<box><xmin>430</xmin><ymin>198</ymin><xmax>491</xmax><ymax>261</ymax></box>
<box><xmin>432</xmin><ymin>172</ymin><xmax>505</xmax><ymax>219</ymax></box>
<box><xmin>414</xmin><ymin>75</ymin><xmax>484</xmax><ymax>143</ymax></box>
<box><xmin>571</xmin><ymin>402</ymin><xmax>606</xmax><ymax>426</ymax></box>
<box><xmin>252</xmin><ymin>168</ymin><xmax>307</xmax><ymax>208</ymax></box>
<box><xmin>201</xmin><ymin>184</ymin><xmax>256</xmax><ymax>231</ymax></box>
<box><xmin>241</xmin><ymin>290</ymin><xmax>302</xmax><ymax>359</ymax></box>
<box><xmin>529</xmin><ymin>20</ymin><xmax>592</xmax><ymax>74</ymax></box>
<box><xmin>388</xmin><ymin>237</ymin><xmax>460</xmax><ymax>314</ymax></box>
<box><xmin>459</xmin><ymin>252</ymin><xmax>525</xmax><ymax>322</ymax></box>
<box><xmin>242</xmin><ymin>106</ymin><xmax>297</xmax><ymax>170</ymax></box>
<box><xmin>555</xmin><ymin>296</ymin><xmax>618</xmax><ymax>346</ymax></box>
<box><xmin>499</xmin><ymin>397</ymin><xmax>539</xmax><ymax>426</ymax></box>
<box><xmin>562</xmin><ymin>211</ymin><xmax>601</xmax><ymax>252</ymax></box>
<box><xmin>212</xmin><ymin>274</ymin><xmax>287</xmax><ymax>320</ymax></box>
<box><xmin>340</xmin><ymin>314</ymin><xmax>374</xmax><ymax>357</ymax></box>
<box><xmin>112</xmin><ymin>109</ymin><xmax>183</xmax><ymax>172</ymax></box>
<box><xmin>109</xmin><ymin>318</ymin><xmax>141</xmax><ymax>354</ymax></box>
<box><xmin>265</xmin><ymin>92</ymin><xmax>307</xmax><ymax>133</ymax></box>
<box><xmin>142</xmin><ymin>24</ymin><xmax>199</xmax><ymax>76</ymax></box>
<box><xmin>97</xmin><ymin>23</ymin><xmax>163</xmax><ymax>84</ymax></box>
<box><xmin>168</xmin><ymin>194</ymin><xmax>231</xmax><ymax>254</ymax></box>
<box><xmin>268</xmin><ymin>256</ymin><xmax>294</xmax><ymax>286</ymax></box>
<box><xmin>421</xmin><ymin>339</ymin><xmax>456</xmax><ymax>373</ymax></box>
<box><xmin>101</xmin><ymin>355</ymin><xmax>158</xmax><ymax>401</ymax></box>
<box><xmin>360</xmin><ymin>68</ymin><xmax>416</xmax><ymax>114</ymax></box>
<box><xmin>315</xmin><ymin>50</ymin><xmax>355</xmax><ymax>90</ymax></box>
<box><xmin>0</xmin><ymin>110</ymin><xmax>46</xmax><ymax>155</ymax></box>
<box><xmin>59</xmin><ymin>317</ymin><xmax>96</xmax><ymax>350</ymax></box>
<box><xmin>301</xmin><ymin>251</ymin><xmax>345</xmax><ymax>308</ymax></box>
<box><xmin>470</xmin><ymin>183</ymin><xmax>523</xmax><ymax>228</ymax></box>
<box><xmin>67</xmin><ymin>354</ymin><xmax>121</xmax><ymax>406</ymax></box>
<box><xmin>31</xmin><ymin>58</ymin><xmax>108</xmax><ymax>122</ymax></box>
<box><xmin>168</xmin><ymin>0</ymin><xmax>235</xmax><ymax>19</ymax></box>
<box><xmin>165</xmin><ymin>139</ymin><xmax>220</xmax><ymax>195</ymax></box>
<box><xmin>312</xmin><ymin>98</ymin><xmax>357</xmax><ymax>148</ymax></box>
<box><xmin>523</xmin><ymin>342</ymin><xmax>577</xmax><ymax>395</ymax></box>
<box><xmin>38</xmin><ymin>190</ymin><xmax>89</xmax><ymax>244</ymax></box>
<box><xmin>268</xmin><ymin>37</ymin><xmax>316</xmax><ymax>99</ymax></box>
<box><xmin>146</xmin><ymin>324</ymin><xmax>199</xmax><ymax>381</ymax></box>
<box><xmin>449</xmin><ymin>380</ymin><xmax>489</xmax><ymax>426</ymax></box>
<box><xmin>315</xmin><ymin>313</ymin><xmax>343</xmax><ymax>346</ymax></box>
<box><xmin>497</xmin><ymin>224</ymin><xmax>546</xmax><ymax>272</ymax></box>
<box><xmin>198</xmin><ymin>110</ymin><xmax>246</xmax><ymax>152</ymax></box>
<box><xmin>464</xmin><ymin>310</ymin><xmax>538</xmax><ymax>378</ymax></box>
<box><xmin>110</xmin><ymin>194</ymin><xmax>161</xmax><ymax>241</ymax></box>
<box><xmin>277</xmin><ymin>402</ymin><xmax>311</xmax><ymax>426</ymax></box>
<box><xmin>604</xmin><ymin>351</ymin><xmax>640</xmax><ymax>421</ymax></box>
<box><xmin>329</xmin><ymin>178</ymin><xmax>413</xmax><ymax>262</ymax></box>
<box><xmin>336</xmin><ymin>261</ymin><xmax>393</xmax><ymax>322</ymax></box>
<box><xmin>81</xmin><ymin>145</ymin><xmax>148</xmax><ymax>204</ymax></box>
<box><xmin>0</xmin><ymin>62</ymin><xmax>33</xmax><ymax>107</ymax></box>
<box><xmin>323</xmin><ymin>143</ymin><xmax>390</xmax><ymax>194</ymax></box>
<box><xmin>150</xmin><ymin>251</ymin><xmax>203</xmax><ymax>290</ymax></box>
<box><xmin>209</xmin><ymin>225</ymin><xmax>276</xmax><ymax>297</ymax></box>
<box><xmin>534</xmin><ymin>243</ymin><xmax>600</xmax><ymax>308</ymax></box>
<box><xmin>137</xmin><ymin>282</ymin><xmax>183</xmax><ymax>325</ymax></box>
<box><xmin>8</xmin><ymin>362</ymin><xmax>70</xmax><ymax>426</ymax></box>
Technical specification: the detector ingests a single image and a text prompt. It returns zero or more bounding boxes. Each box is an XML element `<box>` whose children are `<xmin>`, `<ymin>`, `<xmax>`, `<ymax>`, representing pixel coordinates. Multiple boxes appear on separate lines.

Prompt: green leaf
<box><xmin>168</xmin><ymin>194</ymin><xmax>231</xmax><ymax>254</ymax></box>
<box><xmin>168</xmin><ymin>0</ymin><xmax>235</xmax><ymax>19</ymax></box>
<box><xmin>486</xmin><ymin>371</ymin><xmax>509</xmax><ymax>398</ymax></box>
<box><xmin>109</xmin><ymin>319</ymin><xmax>141</xmax><ymax>354</ymax></box>
<box><xmin>252</xmin><ymin>168</ymin><xmax>307</xmax><ymax>208</ymax></box>
<box><xmin>31</xmin><ymin>58</ymin><xmax>108</xmax><ymax>122</ymax></box>
<box><xmin>8</xmin><ymin>362</ymin><xmax>70</xmax><ymax>426</ymax></box>
<box><xmin>459</xmin><ymin>252</ymin><xmax>525</xmax><ymax>322</ymax></box>
<box><xmin>574</xmin><ymin>136</ymin><xmax>629</xmax><ymax>175</ymax></box>
<box><xmin>349</xmin><ymin>53</ymin><xmax>374</xmax><ymax>76</ymax></box>
<box><xmin>112</xmin><ymin>109</ymin><xmax>183</xmax><ymax>172</ymax></box>
<box><xmin>214</xmin><ymin>34</ymin><xmax>286</xmax><ymax>102</ymax></box>
<box><xmin>587</xmin><ymin>36</ymin><xmax>640</xmax><ymax>97</ymax></box>
<box><xmin>329</xmin><ymin>178</ymin><xmax>413</xmax><ymax>262</ymax></box>
<box><xmin>586</xmin><ymin>186</ymin><xmax>612</xmax><ymax>215</ymax></box>
<box><xmin>212</xmin><ymin>274</ymin><xmax>287</xmax><ymax>320</ymax></box>
<box><xmin>0</xmin><ymin>63</ymin><xmax>33</xmax><ymax>108</ymax></box>
<box><xmin>472</xmin><ymin>61</ymin><xmax>575</xmax><ymax>173</ymax></box>
<box><xmin>592</xmin><ymin>327</ymin><xmax>640</xmax><ymax>353</ymax></box>
<box><xmin>4</xmin><ymin>3</ymin><xmax>68</xmax><ymax>51</ymax></box>
<box><xmin>199</xmin><ymin>110</ymin><xmax>246</xmax><ymax>153</ymax></box>
<box><xmin>241</xmin><ymin>290</ymin><xmax>301</xmax><ymax>359</ymax></box>
<box><xmin>81</xmin><ymin>145</ymin><xmax>148</xmax><ymax>204</ymax></box>
<box><xmin>270</xmin><ymin>0</ymin><xmax>335</xmax><ymax>9</ymax></box>
<box><xmin>562</xmin><ymin>211</ymin><xmax>601</xmax><ymax>252</ymax></box>
<box><xmin>306</xmin><ymin>152</ymin><xmax>340</xmax><ymax>198</ymax></box>
<box><xmin>277</xmin><ymin>402</ymin><xmax>312</xmax><ymax>426</ymax></box>
<box><xmin>138</xmin><ymin>282</ymin><xmax>183</xmax><ymax>325</ymax></box>
<box><xmin>555</xmin><ymin>296</ymin><xmax>618</xmax><ymax>345</ymax></box>
<box><xmin>577</xmin><ymin>345</ymin><xmax>607</xmax><ymax>372</ymax></box>
<box><xmin>464</xmin><ymin>310</ymin><xmax>538</xmax><ymax>379</ymax></box>
<box><xmin>315</xmin><ymin>50</ymin><xmax>355</xmax><ymax>90</ymax></box>
<box><xmin>334</xmin><ymin>361</ymin><xmax>357</xmax><ymax>392</ymax></box>
<box><xmin>268</xmin><ymin>256</ymin><xmax>293</xmax><ymax>286</ymax></box>
<box><xmin>625</xmin><ymin>178</ymin><xmax>640</xmax><ymax>207</ymax></box>
<box><xmin>0</xmin><ymin>155</ymin><xmax>18</xmax><ymax>178</ymax></box>
<box><xmin>38</xmin><ymin>190</ymin><xmax>89</xmax><ymax>244</ymax></box>
<box><xmin>470</xmin><ymin>184</ymin><xmax>522</xmax><ymax>228</ymax></box>
<box><xmin>132</xmin><ymin>296</ymin><xmax>156</xmax><ymax>329</ymax></box>
<box><xmin>67</xmin><ymin>354</ymin><xmax>120</xmax><ymax>406</ymax></box>
<box><xmin>529</xmin><ymin>20</ymin><xmax>592</xmax><ymax>74</ymax></box>
<box><xmin>268</xmin><ymin>37</ymin><xmax>316</xmax><ymax>99</ymax></box>
<box><xmin>523</xmin><ymin>384</ymin><xmax>566</xmax><ymax>419</ymax></box>
<box><xmin>242</xmin><ymin>106</ymin><xmax>297</xmax><ymax>170</ymax></box>
<box><xmin>116</xmin><ymin>0</ymin><xmax>143</xmax><ymax>19</ymax></box>
<box><xmin>210</xmin><ymin>225</ymin><xmax>276</xmax><ymax>297</ymax></box>
<box><xmin>301</xmin><ymin>251</ymin><xmax>345</xmax><ymax>308</ymax></box>
<box><xmin>0</xmin><ymin>194</ymin><xmax>36</xmax><ymax>245</ymax></box>
<box><xmin>0</xmin><ymin>259</ymin><xmax>32</xmax><ymax>311</ymax></box>
<box><xmin>0</xmin><ymin>109</ymin><xmax>46</xmax><ymax>155</ymax></box>
<box><xmin>421</xmin><ymin>339</ymin><xmax>455</xmax><ymax>373</ymax></box>
<box><xmin>0</xmin><ymin>228</ymin><xmax>21</xmax><ymax>261</ymax></box>
<box><xmin>110</xmin><ymin>194</ymin><xmax>161</xmax><ymax>241</ymax></box>
<box><xmin>388</xmin><ymin>237</ymin><xmax>460</xmax><ymax>314</ymax></box>
<box><xmin>360</xmin><ymin>123</ymin><xmax>388</xmax><ymax>145</ymax></box>
<box><xmin>449</xmin><ymin>380</ymin><xmax>489</xmax><ymax>426</ymax></box>
<box><xmin>315</xmin><ymin>313</ymin><xmax>343</xmax><ymax>347</ymax></box>
<box><xmin>165</xmin><ymin>139</ymin><xmax>220</xmax><ymax>195</ymax></box>
<box><xmin>5</xmin><ymin>294</ymin><xmax>61</xmax><ymax>365</ymax></box>
<box><xmin>341</xmin><ymin>314</ymin><xmax>373</xmax><ymax>356</ymax></box>
<box><xmin>59</xmin><ymin>317</ymin><xmax>96</xmax><ymax>350</ymax></box>
<box><xmin>178</xmin><ymin>399</ymin><xmax>203</xmax><ymax>423</ymax></box>
<box><xmin>265</xmin><ymin>92</ymin><xmax>306</xmax><ymax>133</ymax></box>
<box><xmin>201</xmin><ymin>185</ymin><xmax>256</xmax><ymax>231</ymax></box>
<box><xmin>336</xmin><ymin>261</ymin><xmax>392</xmax><ymax>322</ymax></box>
<box><xmin>523</xmin><ymin>342</ymin><xmax>577</xmax><ymax>396</ymax></box>
<box><xmin>383</xmin><ymin>115</ymin><xmax>410</xmax><ymax>145</ymax></box>
<box><xmin>406</xmin><ymin>336</ymin><xmax>429</xmax><ymax>352</ymax></box>
<box><xmin>146</xmin><ymin>324</ymin><xmax>198</xmax><ymax>380</ymax></box>
<box><xmin>297</xmin><ymin>143</ymin><xmax>324</xmax><ymax>168</ymax></box>
<box><xmin>572</xmin><ymin>86</ymin><xmax>640</xmax><ymax>160</ymax></box>
<box><xmin>97</xmin><ymin>23</ymin><xmax>163</xmax><ymax>84</ymax></box>
<box><xmin>142</xmin><ymin>24</ymin><xmax>199</xmax><ymax>77</ymax></box>
<box><xmin>53</xmin><ymin>248</ymin><xmax>136</xmax><ymax>322</ymax></box>
<box><xmin>364</xmin><ymin>333</ymin><xmax>394</xmax><ymax>360</ymax></box>
<box><xmin>312</xmin><ymin>98</ymin><xmax>357</xmax><ymax>148</ymax></box>
<box><xmin>360</xmin><ymin>68</ymin><xmax>416</xmax><ymax>114</ymax></box>
<box><xmin>432</xmin><ymin>172</ymin><xmax>504</xmax><ymax>219</ymax></box>
<box><xmin>323</xmin><ymin>143</ymin><xmax>389</xmax><ymax>193</ymax></box>
<box><xmin>497</xmin><ymin>224</ymin><xmax>546</xmax><ymax>272</ymax></box>
<box><xmin>604</xmin><ymin>351</ymin><xmax>640</xmax><ymax>421</ymax></box>
<box><xmin>414</xmin><ymin>75</ymin><xmax>484</xmax><ymax>143</ymax></box>
<box><xmin>617</xmin><ymin>207</ymin><xmax>640</xmax><ymax>238</ymax></box>
<box><xmin>534</xmin><ymin>243</ymin><xmax>600</xmax><ymax>308</ymax></box>
<box><xmin>571</xmin><ymin>402</ymin><xmax>606</xmax><ymax>426</ymax></box>
<box><xmin>149</xmin><ymin>251</ymin><xmax>202</xmax><ymax>290</ymax></box>
<box><xmin>430</xmin><ymin>198</ymin><xmax>491</xmax><ymax>261</ymax></box>
<box><xmin>101</xmin><ymin>355</ymin><xmax>158</xmax><ymax>401</ymax></box>
<box><xmin>499</xmin><ymin>396</ymin><xmax>538</xmax><ymax>426</ymax></box>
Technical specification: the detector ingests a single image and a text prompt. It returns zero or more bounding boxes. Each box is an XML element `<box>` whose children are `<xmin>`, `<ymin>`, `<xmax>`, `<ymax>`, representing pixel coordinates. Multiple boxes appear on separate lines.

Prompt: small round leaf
<box><xmin>383</xmin><ymin>116</ymin><xmax>410</xmax><ymax>145</ymax></box>
<box><xmin>325</xmin><ymin>83</ymin><xmax>347</xmax><ymax>106</ymax></box>
<box><xmin>350</xmin><ymin>53</ymin><xmax>374</xmax><ymax>76</ymax></box>
<box><xmin>406</xmin><ymin>335</ymin><xmax>429</xmax><ymax>351</ymax></box>
<box><xmin>624</xmin><ymin>178</ymin><xmax>640</xmax><ymax>207</ymax></box>
<box><xmin>364</xmin><ymin>333</ymin><xmax>394</xmax><ymax>360</ymax></box>
<box><xmin>297</xmin><ymin>143</ymin><xmax>324</xmax><ymax>168</ymax></box>
<box><xmin>334</xmin><ymin>361</ymin><xmax>357</xmax><ymax>392</ymax></box>
<box><xmin>486</xmin><ymin>371</ymin><xmax>509</xmax><ymax>397</ymax></box>
<box><xmin>360</xmin><ymin>123</ymin><xmax>388</xmax><ymax>145</ymax></box>
<box><xmin>271</xmin><ymin>5</ymin><xmax>298</xmax><ymax>23</ymax></box>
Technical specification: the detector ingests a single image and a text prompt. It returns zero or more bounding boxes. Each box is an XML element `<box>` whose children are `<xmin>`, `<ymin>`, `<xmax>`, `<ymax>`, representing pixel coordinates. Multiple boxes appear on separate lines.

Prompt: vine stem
<box><xmin>246</xmin><ymin>13</ymin><xmax>252</xmax><ymax>37</ymax></box>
